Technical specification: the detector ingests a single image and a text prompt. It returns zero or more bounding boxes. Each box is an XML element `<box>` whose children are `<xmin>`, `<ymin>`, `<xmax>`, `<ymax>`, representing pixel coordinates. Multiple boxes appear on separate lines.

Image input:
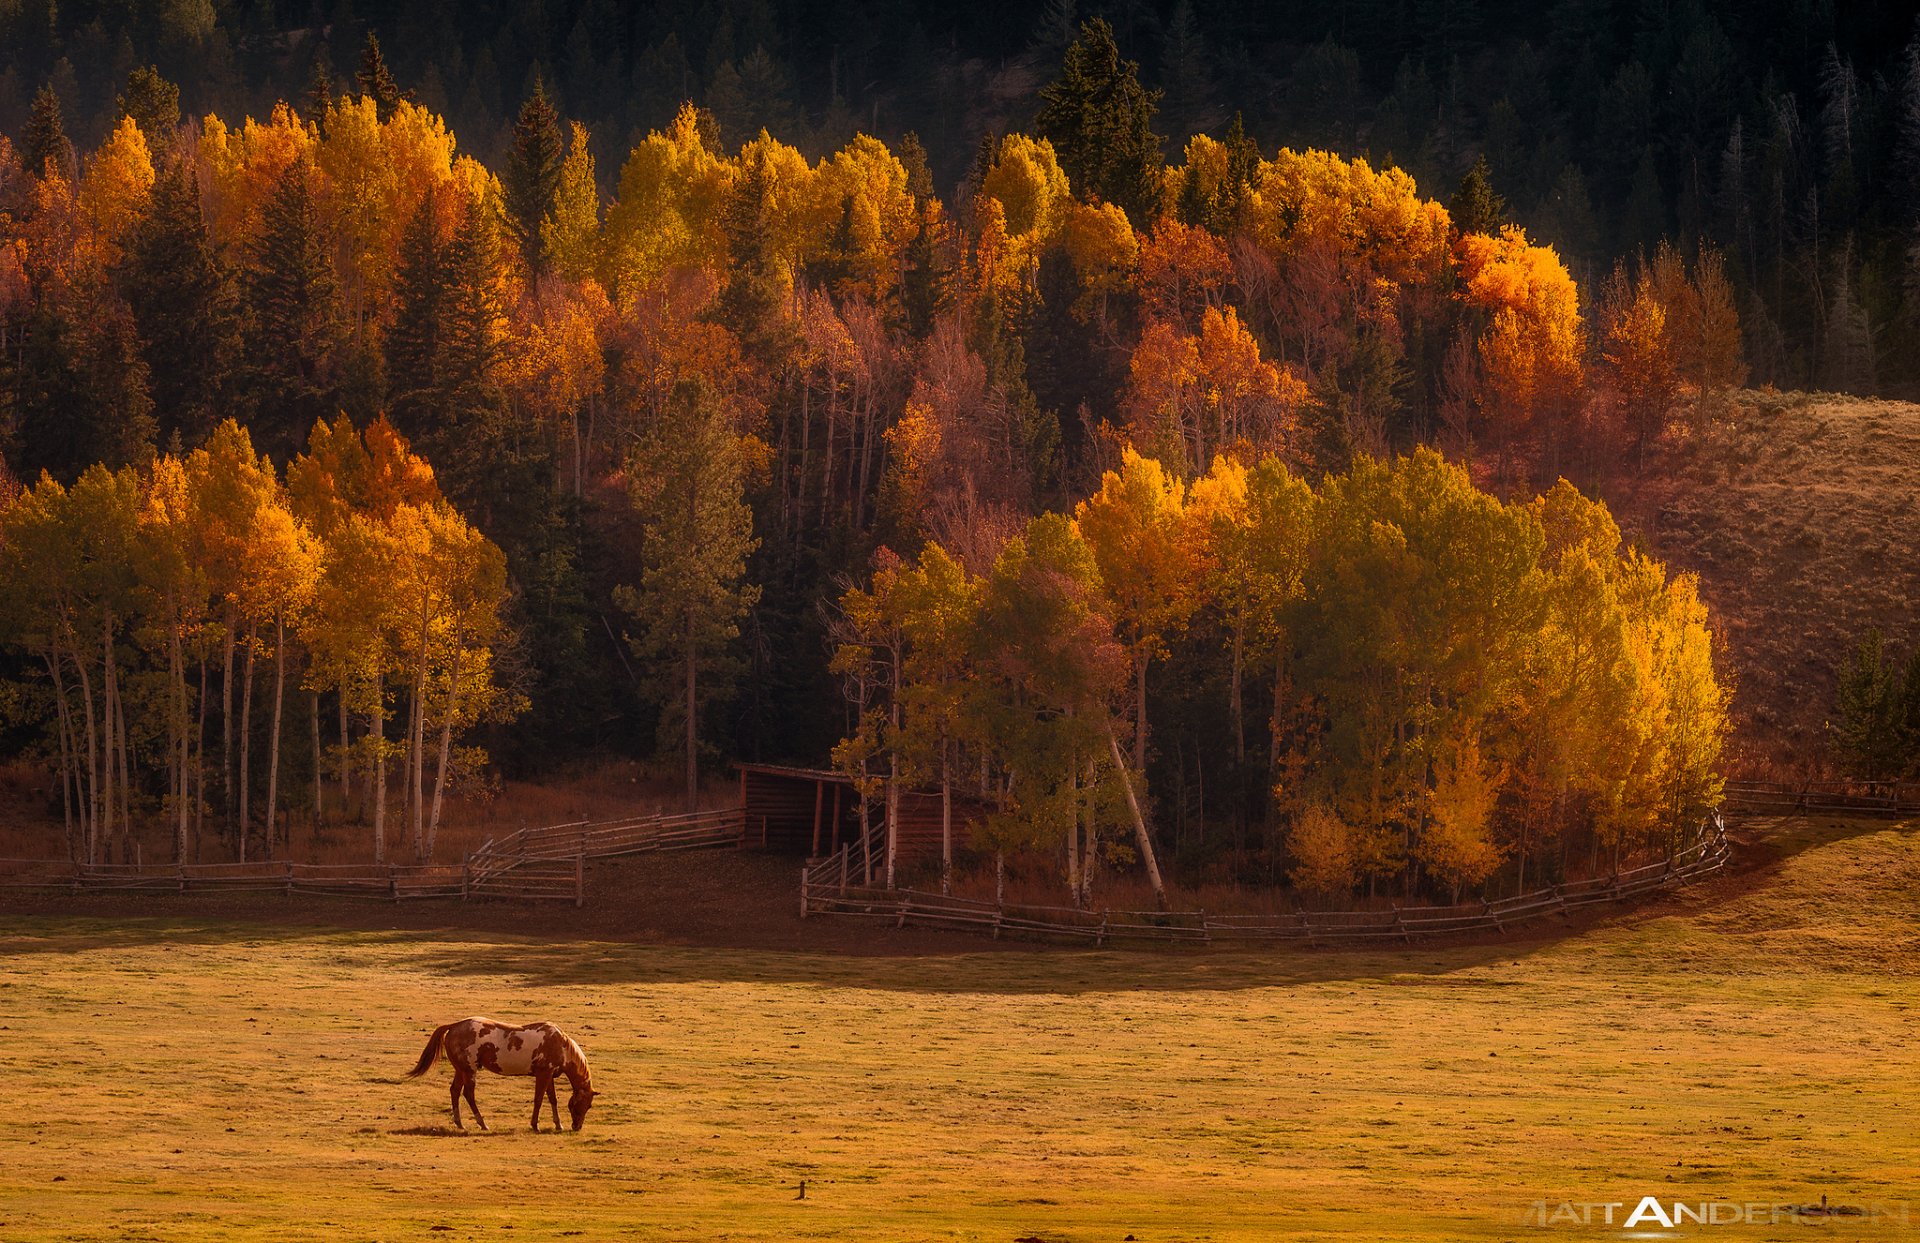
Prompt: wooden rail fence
<box><xmin>1721</xmin><ymin>778</ymin><xmax>1920</xmax><ymax>818</ymax></box>
<box><xmin>0</xmin><ymin>806</ymin><xmax>748</xmax><ymax>905</ymax></box>
<box><xmin>798</xmin><ymin>811</ymin><xmax>1732</xmax><ymax>946</ymax></box>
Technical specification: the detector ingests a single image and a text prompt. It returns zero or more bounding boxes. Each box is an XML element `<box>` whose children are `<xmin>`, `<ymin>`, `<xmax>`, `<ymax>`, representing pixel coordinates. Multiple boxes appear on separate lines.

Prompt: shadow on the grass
<box><xmin>7</xmin><ymin>815</ymin><xmax>1885</xmax><ymax>994</ymax></box>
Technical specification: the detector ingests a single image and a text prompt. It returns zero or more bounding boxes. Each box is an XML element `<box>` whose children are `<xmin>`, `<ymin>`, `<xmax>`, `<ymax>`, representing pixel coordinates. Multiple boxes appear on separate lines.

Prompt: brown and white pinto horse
<box><xmin>407</xmin><ymin>1018</ymin><xmax>596</xmax><ymax>1132</ymax></box>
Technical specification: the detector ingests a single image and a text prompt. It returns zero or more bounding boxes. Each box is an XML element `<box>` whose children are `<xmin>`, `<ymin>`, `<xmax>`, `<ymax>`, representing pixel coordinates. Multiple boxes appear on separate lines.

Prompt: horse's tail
<box><xmin>406</xmin><ymin>1023</ymin><xmax>452</xmax><ymax>1077</ymax></box>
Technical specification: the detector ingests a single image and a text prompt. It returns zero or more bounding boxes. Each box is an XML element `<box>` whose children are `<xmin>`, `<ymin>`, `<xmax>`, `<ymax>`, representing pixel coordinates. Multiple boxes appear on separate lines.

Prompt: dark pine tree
<box><xmin>1449</xmin><ymin>154</ymin><xmax>1507</xmax><ymax>235</ymax></box>
<box><xmin>6</xmin><ymin>302</ymin><xmax>156</xmax><ymax>483</ymax></box>
<box><xmin>302</xmin><ymin>55</ymin><xmax>335</xmax><ymax>124</ymax></box>
<box><xmin>22</xmin><ymin>84</ymin><xmax>74</xmax><ymax>180</ymax></box>
<box><xmin>715</xmin><ymin>151</ymin><xmax>785</xmax><ymax>353</ymax></box>
<box><xmin>1036</xmin><ymin>18</ymin><xmax>1165</xmax><ymax>227</ymax></box>
<box><xmin>242</xmin><ymin>163</ymin><xmax>342</xmax><ymax>459</ymax></box>
<box><xmin>503</xmin><ymin>76</ymin><xmax>564</xmax><ymax>268</ymax></box>
<box><xmin>356</xmin><ymin>33</ymin><xmax>404</xmax><ymax>121</ymax></box>
<box><xmin>119</xmin><ymin>156</ymin><xmax>241</xmax><ymax>448</ymax></box>
<box><xmin>117</xmin><ymin>66</ymin><xmax>180</xmax><ymax>154</ymax></box>
<box><xmin>387</xmin><ymin>190</ymin><xmax>447</xmax><ymax>439</ymax></box>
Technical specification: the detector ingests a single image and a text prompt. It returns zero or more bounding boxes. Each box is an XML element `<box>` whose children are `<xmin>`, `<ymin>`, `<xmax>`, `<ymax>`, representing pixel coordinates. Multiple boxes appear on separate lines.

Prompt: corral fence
<box><xmin>0</xmin><ymin>806</ymin><xmax>750</xmax><ymax>905</ymax></box>
<box><xmin>799</xmin><ymin>810</ymin><xmax>1732</xmax><ymax>946</ymax></box>
<box><xmin>1721</xmin><ymin>778</ymin><xmax>1920</xmax><ymax>818</ymax></box>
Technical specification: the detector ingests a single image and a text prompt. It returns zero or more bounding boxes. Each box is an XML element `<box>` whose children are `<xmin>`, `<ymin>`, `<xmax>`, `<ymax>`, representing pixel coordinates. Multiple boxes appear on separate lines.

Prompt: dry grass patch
<box><xmin>0</xmin><ymin>815</ymin><xmax>1915</xmax><ymax>1241</ymax></box>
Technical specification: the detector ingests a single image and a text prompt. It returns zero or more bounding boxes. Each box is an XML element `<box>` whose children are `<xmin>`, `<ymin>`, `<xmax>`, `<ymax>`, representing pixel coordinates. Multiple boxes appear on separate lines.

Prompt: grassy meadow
<box><xmin>0</xmin><ymin>814</ymin><xmax>1916</xmax><ymax>1242</ymax></box>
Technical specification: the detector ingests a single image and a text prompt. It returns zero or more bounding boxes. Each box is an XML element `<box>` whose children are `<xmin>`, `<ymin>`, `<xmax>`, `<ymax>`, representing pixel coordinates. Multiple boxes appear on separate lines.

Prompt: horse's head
<box><xmin>568</xmin><ymin>1086</ymin><xmax>595</xmax><ymax>1131</ymax></box>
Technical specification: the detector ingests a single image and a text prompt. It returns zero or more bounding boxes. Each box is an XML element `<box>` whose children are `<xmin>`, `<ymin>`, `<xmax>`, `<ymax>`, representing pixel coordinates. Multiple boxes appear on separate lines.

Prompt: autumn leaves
<box><xmin>833</xmin><ymin>450</ymin><xmax>1728</xmax><ymax>907</ymax></box>
<box><xmin>0</xmin><ymin>417</ymin><xmax>513</xmax><ymax>865</ymax></box>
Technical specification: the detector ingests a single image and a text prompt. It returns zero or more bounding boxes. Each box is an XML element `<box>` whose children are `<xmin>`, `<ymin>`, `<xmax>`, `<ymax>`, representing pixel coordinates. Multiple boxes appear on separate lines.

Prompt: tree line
<box><xmin>831</xmin><ymin>447</ymin><xmax>1728</xmax><ymax>907</ymax></box>
<box><xmin>0</xmin><ymin>418</ymin><xmax>514</xmax><ymax>864</ymax></box>
<box><xmin>0</xmin><ymin>23</ymin><xmax>1742</xmax><ymax>868</ymax></box>
<box><xmin>6</xmin><ymin>0</ymin><xmax>1908</xmax><ymax>394</ymax></box>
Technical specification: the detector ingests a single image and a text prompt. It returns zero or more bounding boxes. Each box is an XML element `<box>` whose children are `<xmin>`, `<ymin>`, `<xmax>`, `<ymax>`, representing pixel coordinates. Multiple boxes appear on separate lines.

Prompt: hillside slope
<box><xmin>1611</xmin><ymin>391</ymin><xmax>1920</xmax><ymax>771</ymax></box>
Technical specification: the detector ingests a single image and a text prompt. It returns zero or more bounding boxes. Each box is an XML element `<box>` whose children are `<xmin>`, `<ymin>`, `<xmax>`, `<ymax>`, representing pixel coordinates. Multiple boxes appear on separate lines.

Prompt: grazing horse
<box><xmin>406</xmin><ymin>1017</ymin><xmax>596</xmax><ymax>1132</ymax></box>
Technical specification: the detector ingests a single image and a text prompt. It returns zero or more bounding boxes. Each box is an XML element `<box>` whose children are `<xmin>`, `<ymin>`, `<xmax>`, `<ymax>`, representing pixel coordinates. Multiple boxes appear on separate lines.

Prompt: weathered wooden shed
<box><xmin>734</xmin><ymin>762</ymin><xmax>988</xmax><ymax>867</ymax></box>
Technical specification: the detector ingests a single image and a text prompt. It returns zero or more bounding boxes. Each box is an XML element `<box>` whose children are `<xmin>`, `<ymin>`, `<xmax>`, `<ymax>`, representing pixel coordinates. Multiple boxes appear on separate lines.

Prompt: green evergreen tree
<box><xmin>615</xmin><ymin>379</ymin><xmax>762</xmax><ymax>811</ymax></box>
<box><xmin>5</xmin><ymin>302</ymin><xmax>156</xmax><ymax>482</ymax></box>
<box><xmin>898</xmin><ymin>131</ymin><xmax>935</xmax><ymax>203</ymax></box>
<box><xmin>356</xmin><ymin>32</ymin><xmax>404</xmax><ymax>121</ymax></box>
<box><xmin>503</xmin><ymin>76</ymin><xmax>564</xmax><ymax>267</ymax></box>
<box><xmin>119</xmin><ymin>156</ymin><xmax>241</xmax><ymax>447</ymax></box>
<box><xmin>387</xmin><ymin>192</ymin><xmax>446</xmax><ymax>428</ymax></box>
<box><xmin>715</xmin><ymin>150</ymin><xmax>784</xmax><ymax>352</ymax></box>
<box><xmin>117</xmin><ymin>66</ymin><xmax>180</xmax><ymax>155</ymax></box>
<box><xmin>22</xmin><ymin>83</ymin><xmax>74</xmax><ymax>180</ymax></box>
<box><xmin>242</xmin><ymin>162</ymin><xmax>342</xmax><ymax>458</ymax></box>
<box><xmin>1036</xmin><ymin>18</ymin><xmax>1165</xmax><ymax>226</ymax></box>
<box><xmin>302</xmin><ymin>55</ymin><xmax>335</xmax><ymax>124</ymax></box>
<box><xmin>1621</xmin><ymin>147</ymin><xmax>1666</xmax><ymax>257</ymax></box>
<box><xmin>1449</xmin><ymin>154</ymin><xmax>1506</xmax><ymax>235</ymax></box>
<box><xmin>1833</xmin><ymin>628</ymin><xmax>1911</xmax><ymax>779</ymax></box>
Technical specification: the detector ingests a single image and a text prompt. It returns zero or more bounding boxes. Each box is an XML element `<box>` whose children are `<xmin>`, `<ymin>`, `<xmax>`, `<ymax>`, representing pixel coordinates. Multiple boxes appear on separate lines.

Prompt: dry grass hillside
<box><xmin>1609</xmin><ymin>390</ymin><xmax>1920</xmax><ymax>772</ymax></box>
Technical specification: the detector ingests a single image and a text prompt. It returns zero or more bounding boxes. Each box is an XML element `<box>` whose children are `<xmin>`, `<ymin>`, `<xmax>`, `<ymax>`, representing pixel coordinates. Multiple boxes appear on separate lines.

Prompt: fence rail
<box><xmin>798</xmin><ymin>811</ymin><xmax>1732</xmax><ymax>947</ymax></box>
<box><xmin>0</xmin><ymin>805</ymin><xmax>748</xmax><ymax>905</ymax></box>
<box><xmin>1722</xmin><ymin>778</ymin><xmax>1920</xmax><ymax>817</ymax></box>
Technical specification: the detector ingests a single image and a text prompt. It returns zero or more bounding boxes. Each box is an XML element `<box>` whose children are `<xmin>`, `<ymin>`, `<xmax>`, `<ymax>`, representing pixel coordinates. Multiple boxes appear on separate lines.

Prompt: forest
<box><xmin>0</xmin><ymin>10</ymin><xmax>1750</xmax><ymax>901</ymax></box>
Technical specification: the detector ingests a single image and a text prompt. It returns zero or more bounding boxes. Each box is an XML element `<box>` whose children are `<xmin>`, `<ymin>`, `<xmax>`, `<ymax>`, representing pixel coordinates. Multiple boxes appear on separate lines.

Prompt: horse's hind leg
<box><xmin>449</xmin><ymin>1071</ymin><xmax>465</xmax><ymax>1128</ymax></box>
<box><xmin>464</xmin><ymin>1074</ymin><xmax>487</xmax><ymax>1131</ymax></box>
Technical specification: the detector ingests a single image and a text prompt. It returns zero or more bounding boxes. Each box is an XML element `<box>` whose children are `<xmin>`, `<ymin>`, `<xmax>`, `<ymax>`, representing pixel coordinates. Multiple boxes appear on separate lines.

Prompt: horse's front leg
<box><xmin>464</xmin><ymin>1074</ymin><xmax>487</xmax><ymax>1131</ymax></box>
<box><xmin>530</xmin><ymin>1073</ymin><xmax>549</xmax><ymax>1131</ymax></box>
<box><xmin>546</xmin><ymin>1077</ymin><xmax>561</xmax><ymax>1130</ymax></box>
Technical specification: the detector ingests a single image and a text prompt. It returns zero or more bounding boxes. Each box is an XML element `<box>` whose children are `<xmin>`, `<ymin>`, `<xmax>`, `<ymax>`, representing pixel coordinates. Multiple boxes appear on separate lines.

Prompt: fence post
<box><xmin>1392</xmin><ymin>903</ymin><xmax>1411</xmax><ymax>944</ymax></box>
<box><xmin>800</xmin><ymin>866</ymin><xmax>809</xmax><ymax>920</ymax></box>
<box><xmin>839</xmin><ymin>843</ymin><xmax>849</xmax><ymax>894</ymax></box>
<box><xmin>461</xmin><ymin>855</ymin><xmax>470</xmax><ymax>903</ymax></box>
<box><xmin>574</xmin><ymin>852</ymin><xmax>585</xmax><ymax>908</ymax></box>
<box><xmin>389</xmin><ymin>865</ymin><xmax>398</xmax><ymax>903</ymax></box>
<box><xmin>177</xmin><ymin>863</ymin><xmax>186</xmax><ymax>894</ymax></box>
<box><xmin>285</xmin><ymin>860</ymin><xmax>293</xmax><ymax>897</ymax></box>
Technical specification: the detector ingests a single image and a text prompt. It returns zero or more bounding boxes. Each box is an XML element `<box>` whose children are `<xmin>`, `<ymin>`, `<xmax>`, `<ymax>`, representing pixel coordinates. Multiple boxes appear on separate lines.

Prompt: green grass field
<box><xmin>1</xmin><ymin>815</ymin><xmax>1915</xmax><ymax>1242</ymax></box>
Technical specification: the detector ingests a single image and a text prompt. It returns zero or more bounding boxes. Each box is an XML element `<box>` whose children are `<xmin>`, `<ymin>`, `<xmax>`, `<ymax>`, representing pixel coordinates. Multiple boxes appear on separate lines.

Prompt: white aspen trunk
<box><xmin>411</xmin><ymin>596</ymin><xmax>431</xmax><ymax>858</ymax></box>
<box><xmin>310</xmin><ymin>688</ymin><xmax>322</xmax><ymax>831</ymax></box>
<box><xmin>338</xmin><ymin>691</ymin><xmax>351</xmax><ymax>817</ymax></box>
<box><xmin>940</xmin><ymin>738</ymin><xmax>952</xmax><ymax>896</ymax></box>
<box><xmin>99</xmin><ymin>612</ymin><xmax>117</xmax><ymax>859</ymax></box>
<box><xmin>1107</xmin><ymin>722</ymin><xmax>1167</xmax><ymax>910</ymax></box>
<box><xmin>371</xmin><ymin>694</ymin><xmax>387</xmax><ymax>864</ymax></box>
<box><xmin>1066</xmin><ymin>751</ymin><xmax>1081</xmax><ymax>907</ymax></box>
<box><xmin>1133</xmin><ymin>653</ymin><xmax>1150</xmax><ymax>770</ymax></box>
<box><xmin>194</xmin><ymin>658</ymin><xmax>207</xmax><ymax>860</ymax></box>
<box><xmin>884</xmin><ymin>765</ymin><xmax>899</xmax><ymax>890</ymax></box>
<box><xmin>684</xmin><ymin>606</ymin><xmax>698</xmax><ymax>813</ymax></box>
<box><xmin>221</xmin><ymin>614</ymin><xmax>235</xmax><ymax>839</ymax></box>
<box><xmin>884</xmin><ymin>642</ymin><xmax>900</xmax><ymax>889</ymax></box>
<box><xmin>426</xmin><ymin>640</ymin><xmax>463</xmax><ymax>858</ymax></box>
<box><xmin>46</xmin><ymin>651</ymin><xmax>79</xmax><ymax>860</ymax></box>
<box><xmin>114</xmin><ymin>650</ymin><xmax>132</xmax><ymax>857</ymax></box>
<box><xmin>170</xmin><ymin>614</ymin><xmax>188</xmax><ymax>862</ymax></box>
<box><xmin>72</xmin><ymin>632</ymin><xmax>100</xmax><ymax>864</ymax></box>
<box><xmin>239</xmin><ymin>618</ymin><xmax>257</xmax><ymax>863</ymax></box>
<box><xmin>1081</xmin><ymin>755</ymin><xmax>1098</xmax><ymax>909</ymax></box>
<box><xmin>265</xmin><ymin>614</ymin><xmax>287</xmax><ymax>856</ymax></box>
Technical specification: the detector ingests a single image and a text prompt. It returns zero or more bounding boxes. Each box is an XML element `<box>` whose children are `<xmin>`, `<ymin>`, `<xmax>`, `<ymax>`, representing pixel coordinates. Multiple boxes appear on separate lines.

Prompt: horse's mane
<box><xmin>566</xmin><ymin>1034</ymin><xmax>593</xmax><ymax>1090</ymax></box>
